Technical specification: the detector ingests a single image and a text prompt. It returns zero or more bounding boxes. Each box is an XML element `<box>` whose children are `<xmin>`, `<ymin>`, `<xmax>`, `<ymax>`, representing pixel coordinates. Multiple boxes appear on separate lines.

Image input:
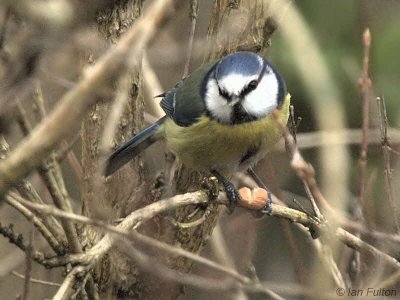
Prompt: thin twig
<box><xmin>356</xmin><ymin>28</ymin><xmax>372</xmax><ymax>207</ymax></box>
<box><xmin>53</xmin><ymin>266</ymin><xmax>88</xmax><ymax>300</ymax></box>
<box><xmin>377</xmin><ymin>96</ymin><xmax>400</xmax><ymax>233</ymax></box>
<box><xmin>58</xmin><ymin>137</ymin><xmax>83</xmax><ymax>181</ymax></box>
<box><xmin>119</xmin><ymin>240</ymin><xmax>285</xmax><ymax>300</ymax></box>
<box><xmin>15</xmin><ymin>100</ymin><xmax>81</xmax><ymax>253</ymax></box>
<box><xmin>12</xmin><ymin>271</ymin><xmax>61</xmax><ymax>287</ymax></box>
<box><xmin>313</xmin><ymin>239</ymin><xmax>346</xmax><ymax>289</ymax></box>
<box><xmin>5</xmin><ymin>195</ymin><xmax>64</xmax><ymax>254</ymax></box>
<box><xmin>0</xmin><ymin>221</ymin><xmax>53</xmax><ymax>268</ymax></box>
<box><xmin>280</xmin><ymin>221</ymin><xmax>308</xmax><ymax>285</ymax></box>
<box><xmin>273</xmin><ymin>128</ymin><xmax>400</xmax><ymax>152</ymax></box>
<box><xmin>182</xmin><ymin>0</ymin><xmax>199</xmax><ymax>78</ymax></box>
<box><xmin>1</xmin><ymin>135</ymin><xmax>67</xmax><ymax>249</ymax></box>
<box><xmin>276</xmin><ymin>105</ymin><xmax>400</xmax><ymax>286</ymax></box>
<box><xmin>69</xmin><ymin>271</ymin><xmax>91</xmax><ymax>300</ymax></box>
<box><xmin>21</xmin><ymin>230</ymin><xmax>34</xmax><ymax>300</ymax></box>
<box><xmin>0</xmin><ymin>0</ymin><xmax>183</xmax><ymax>199</ymax></box>
<box><xmin>272</xmin><ymin>110</ymin><xmax>324</xmax><ymax>222</ymax></box>
<box><xmin>33</xmin><ymin>83</ymin><xmax>82</xmax><ymax>182</ymax></box>
<box><xmin>352</xmin><ymin>27</ymin><xmax>372</xmax><ymax>285</ymax></box>
<box><xmin>33</xmin><ymin>81</ymin><xmax>82</xmax><ymax>179</ymax></box>
<box><xmin>12</xmin><ymin>187</ymin><xmax>400</xmax><ymax>280</ymax></box>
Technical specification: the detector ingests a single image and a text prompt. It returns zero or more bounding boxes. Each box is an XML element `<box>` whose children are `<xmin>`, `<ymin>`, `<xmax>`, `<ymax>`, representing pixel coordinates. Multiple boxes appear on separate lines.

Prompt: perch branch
<box><xmin>11</xmin><ymin>188</ymin><xmax>400</xmax><ymax>277</ymax></box>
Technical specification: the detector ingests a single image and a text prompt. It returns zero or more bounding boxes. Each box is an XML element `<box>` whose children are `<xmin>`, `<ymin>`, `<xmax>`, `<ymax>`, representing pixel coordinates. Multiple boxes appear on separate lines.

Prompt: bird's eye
<box><xmin>247</xmin><ymin>80</ymin><xmax>258</xmax><ymax>91</ymax></box>
<box><xmin>240</xmin><ymin>80</ymin><xmax>258</xmax><ymax>97</ymax></box>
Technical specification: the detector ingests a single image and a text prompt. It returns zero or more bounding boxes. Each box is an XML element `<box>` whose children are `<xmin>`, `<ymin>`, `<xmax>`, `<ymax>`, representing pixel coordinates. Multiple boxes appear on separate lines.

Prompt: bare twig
<box><xmin>313</xmin><ymin>239</ymin><xmax>346</xmax><ymax>289</ymax></box>
<box><xmin>0</xmin><ymin>0</ymin><xmax>183</xmax><ymax>198</ymax></box>
<box><xmin>12</xmin><ymin>271</ymin><xmax>61</xmax><ymax>287</ymax></box>
<box><xmin>69</xmin><ymin>271</ymin><xmax>91</xmax><ymax>300</ymax></box>
<box><xmin>182</xmin><ymin>0</ymin><xmax>199</xmax><ymax>78</ymax></box>
<box><xmin>351</xmin><ymin>27</ymin><xmax>372</xmax><ymax>285</ymax></box>
<box><xmin>12</xmin><ymin>186</ymin><xmax>400</xmax><ymax>279</ymax></box>
<box><xmin>280</xmin><ymin>221</ymin><xmax>307</xmax><ymax>285</ymax></box>
<box><xmin>273</xmin><ymin>128</ymin><xmax>400</xmax><ymax>152</ymax></box>
<box><xmin>21</xmin><ymin>230</ymin><xmax>34</xmax><ymax>300</ymax></box>
<box><xmin>377</xmin><ymin>96</ymin><xmax>400</xmax><ymax>233</ymax></box>
<box><xmin>270</xmin><ymin>108</ymin><xmax>400</xmax><ymax>289</ymax></box>
<box><xmin>118</xmin><ymin>240</ymin><xmax>285</xmax><ymax>300</ymax></box>
<box><xmin>33</xmin><ymin>80</ymin><xmax>82</xmax><ymax>179</ymax></box>
<box><xmin>58</xmin><ymin>138</ymin><xmax>83</xmax><ymax>181</ymax></box>
<box><xmin>356</xmin><ymin>28</ymin><xmax>372</xmax><ymax>207</ymax></box>
<box><xmin>118</xmin><ymin>240</ymin><xmax>237</xmax><ymax>291</ymax></box>
<box><xmin>15</xmin><ymin>100</ymin><xmax>81</xmax><ymax>253</ymax></box>
<box><xmin>272</xmin><ymin>110</ymin><xmax>324</xmax><ymax>222</ymax></box>
<box><xmin>53</xmin><ymin>266</ymin><xmax>88</xmax><ymax>300</ymax></box>
<box><xmin>5</xmin><ymin>195</ymin><xmax>64</xmax><ymax>254</ymax></box>
<box><xmin>1</xmin><ymin>135</ymin><xmax>67</xmax><ymax>249</ymax></box>
<box><xmin>0</xmin><ymin>222</ymin><xmax>52</xmax><ymax>268</ymax></box>
<box><xmin>16</xmin><ymin>180</ymin><xmax>66</xmax><ymax>244</ymax></box>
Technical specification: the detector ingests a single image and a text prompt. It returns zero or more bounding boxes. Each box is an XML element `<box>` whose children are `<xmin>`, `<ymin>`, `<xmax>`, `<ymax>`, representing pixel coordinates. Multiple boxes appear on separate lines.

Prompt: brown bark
<box><xmin>81</xmin><ymin>1</ymin><xmax>146</xmax><ymax>298</ymax></box>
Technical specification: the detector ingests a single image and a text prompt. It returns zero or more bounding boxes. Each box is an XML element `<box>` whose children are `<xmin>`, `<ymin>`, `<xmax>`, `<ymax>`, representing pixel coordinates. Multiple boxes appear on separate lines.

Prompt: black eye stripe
<box><xmin>240</xmin><ymin>62</ymin><xmax>267</xmax><ymax>97</ymax></box>
<box><xmin>240</xmin><ymin>79</ymin><xmax>258</xmax><ymax>97</ymax></box>
<box><xmin>218</xmin><ymin>84</ymin><xmax>230</xmax><ymax>100</ymax></box>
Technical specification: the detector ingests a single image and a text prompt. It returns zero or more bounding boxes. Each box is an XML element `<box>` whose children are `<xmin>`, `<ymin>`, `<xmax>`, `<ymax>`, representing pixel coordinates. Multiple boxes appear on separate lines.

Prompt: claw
<box><xmin>261</xmin><ymin>191</ymin><xmax>272</xmax><ymax>215</ymax></box>
<box><xmin>224</xmin><ymin>181</ymin><xmax>242</xmax><ymax>213</ymax></box>
<box><xmin>211</xmin><ymin>170</ymin><xmax>241</xmax><ymax>213</ymax></box>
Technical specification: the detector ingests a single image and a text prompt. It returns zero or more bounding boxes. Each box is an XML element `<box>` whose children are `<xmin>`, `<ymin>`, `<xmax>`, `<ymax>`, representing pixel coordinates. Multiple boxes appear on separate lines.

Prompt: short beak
<box><xmin>228</xmin><ymin>95</ymin><xmax>241</xmax><ymax>106</ymax></box>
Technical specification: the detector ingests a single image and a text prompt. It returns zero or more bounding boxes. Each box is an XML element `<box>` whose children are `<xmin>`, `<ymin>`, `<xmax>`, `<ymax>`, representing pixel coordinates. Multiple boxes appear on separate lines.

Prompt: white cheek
<box><xmin>241</xmin><ymin>73</ymin><xmax>279</xmax><ymax>117</ymax></box>
<box><xmin>205</xmin><ymin>79</ymin><xmax>232</xmax><ymax>123</ymax></box>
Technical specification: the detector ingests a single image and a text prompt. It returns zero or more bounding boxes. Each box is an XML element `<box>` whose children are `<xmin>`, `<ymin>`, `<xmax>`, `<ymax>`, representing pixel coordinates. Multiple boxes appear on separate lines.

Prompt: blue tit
<box><xmin>105</xmin><ymin>51</ymin><xmax>290</xmax><ymax>211</ymax></box>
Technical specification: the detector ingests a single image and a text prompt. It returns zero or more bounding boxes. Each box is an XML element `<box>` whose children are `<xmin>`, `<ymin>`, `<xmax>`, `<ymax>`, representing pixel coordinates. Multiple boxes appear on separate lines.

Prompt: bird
<box><xmin>105</xmin><ymin>51</ymin><xmax>290</xmax><ymax>212</ymax></box>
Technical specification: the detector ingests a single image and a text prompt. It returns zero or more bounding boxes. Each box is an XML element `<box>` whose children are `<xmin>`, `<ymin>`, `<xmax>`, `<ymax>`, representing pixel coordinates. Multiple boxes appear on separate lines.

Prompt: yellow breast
<box><xmin>162</xmin><ymin>94</ymin><xmax>290</xmax><ymax>176</ymax></box>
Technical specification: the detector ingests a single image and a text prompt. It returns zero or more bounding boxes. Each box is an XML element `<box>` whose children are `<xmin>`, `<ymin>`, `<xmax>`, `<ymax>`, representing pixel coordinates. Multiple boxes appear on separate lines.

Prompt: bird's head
<box><xmin>201</xmin><ymin>51</ymin><xmax>286</xmax><ymax>124</ymax></box>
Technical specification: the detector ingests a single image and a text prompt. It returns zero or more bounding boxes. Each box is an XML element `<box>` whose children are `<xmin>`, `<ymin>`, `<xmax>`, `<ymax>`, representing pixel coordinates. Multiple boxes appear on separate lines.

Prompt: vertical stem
<box><xmin>21</xmin><ymin>230</ymin><xmax>33</xmax><ymax>300</ymax></box>
<box><xmin>182</xmin><ymin>0</ymin><xmax>199</xmax><ymax>78</ymax></box>
<box><xmin>377</xmin><ymin>97</ymin><xmax>400</xmax><ymax>233</ymax></box>
<box><xmin>356</xmin><ymin>28</ymin><xmax>372</xmax><ymax>207</ymax></box>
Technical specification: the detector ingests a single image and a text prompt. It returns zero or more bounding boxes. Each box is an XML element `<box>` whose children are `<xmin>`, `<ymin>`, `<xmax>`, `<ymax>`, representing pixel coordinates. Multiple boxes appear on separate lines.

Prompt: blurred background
<box><xmin>0</xmin><ymin>0</ymin><xmax>400</xmax><ymax>299</ymax></box>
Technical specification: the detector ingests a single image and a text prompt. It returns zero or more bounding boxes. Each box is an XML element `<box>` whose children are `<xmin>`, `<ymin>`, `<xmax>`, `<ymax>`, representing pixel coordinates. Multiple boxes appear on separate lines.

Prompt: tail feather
<box><xmin>105</xmin><ymin>116</ymin><xmax>166</xmax><ymax>176</ymax></box>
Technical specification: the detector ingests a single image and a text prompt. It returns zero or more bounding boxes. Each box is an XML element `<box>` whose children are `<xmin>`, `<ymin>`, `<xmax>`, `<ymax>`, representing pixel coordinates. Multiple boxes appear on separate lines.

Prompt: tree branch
<box><xmin>0</xmin><ymin>0</ymin><xmax>182</xmax><ymax>198</ymax></box>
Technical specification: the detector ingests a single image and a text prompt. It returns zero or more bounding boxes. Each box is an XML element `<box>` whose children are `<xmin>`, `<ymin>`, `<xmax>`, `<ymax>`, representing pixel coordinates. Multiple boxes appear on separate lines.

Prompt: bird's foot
<box><xmin>211</xmin><ymin>170</ymin><xmax>241</xmax><ymax>214</ymax></box>
<box><xmin>223</xmin><ymin>180</ymin><xmax>242</xmax><ymax>214</ymax></box>
<box><xmin>260</xmin><ymin>191</ymin><xmax>272</xmax><ymax>215</ymax></box>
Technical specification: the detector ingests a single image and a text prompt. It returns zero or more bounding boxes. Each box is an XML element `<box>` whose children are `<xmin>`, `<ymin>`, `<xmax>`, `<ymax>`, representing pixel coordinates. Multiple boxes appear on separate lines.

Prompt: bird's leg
<box><xmin>247</xmin><ymin>167</ymin><xmax>272</xmax><ymax>215</ymax></box>
<box><xmin>211</xmin><ymin>170</ymin><xmax>241</xmax><ymax>213</ymax></box>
